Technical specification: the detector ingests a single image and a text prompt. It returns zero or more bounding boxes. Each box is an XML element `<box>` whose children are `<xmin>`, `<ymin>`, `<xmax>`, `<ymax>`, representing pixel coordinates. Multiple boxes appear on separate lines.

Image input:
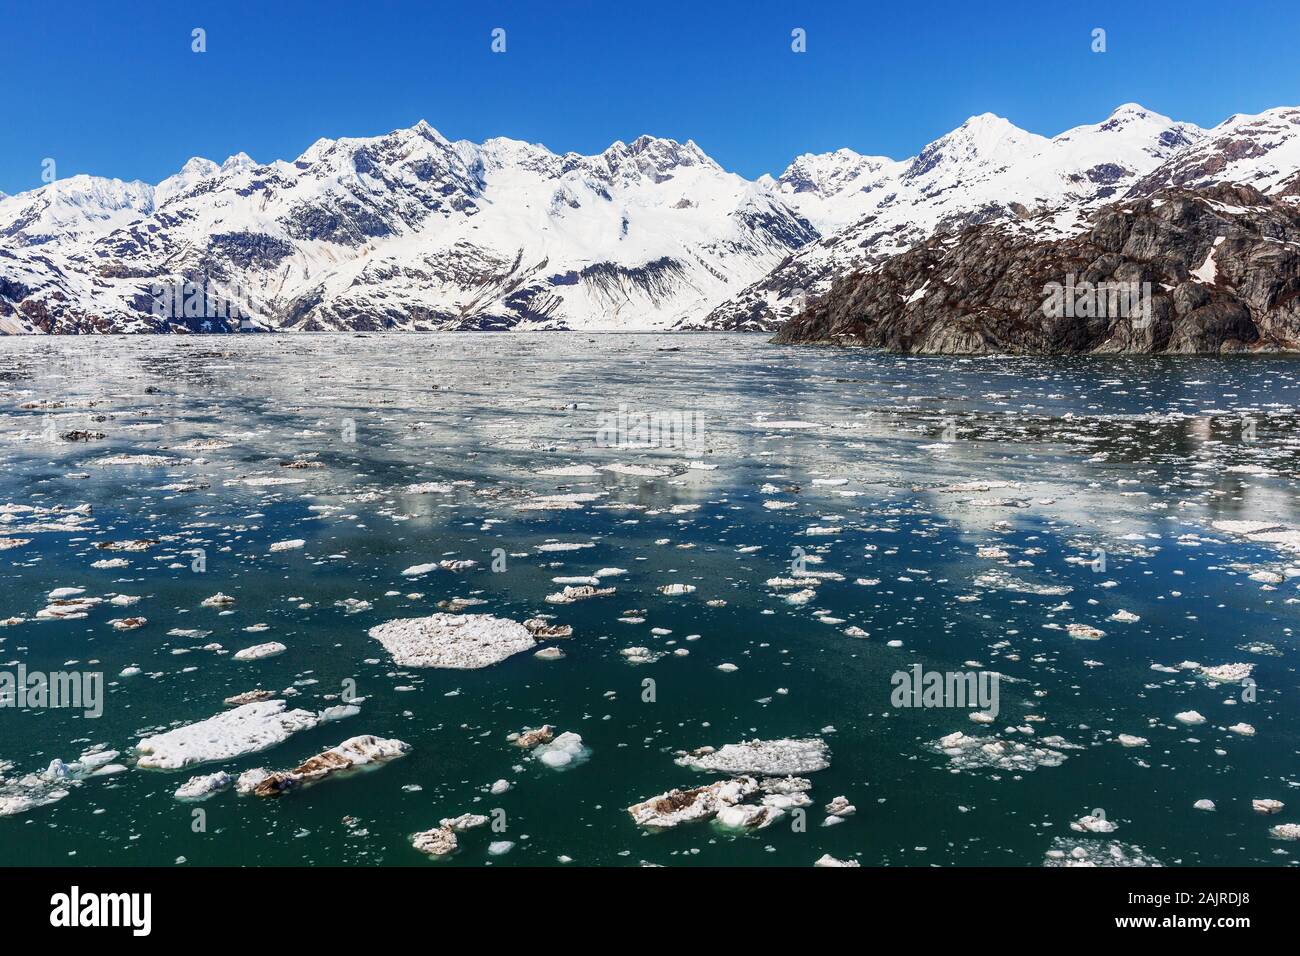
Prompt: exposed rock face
<box><xmin>774</xmin><ymin>185</ymin><xmax>1300</xmax><ymax>354</ymax></box>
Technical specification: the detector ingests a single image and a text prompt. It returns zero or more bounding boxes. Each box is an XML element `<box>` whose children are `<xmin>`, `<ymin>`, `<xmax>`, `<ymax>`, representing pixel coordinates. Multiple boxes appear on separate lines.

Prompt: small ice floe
<box><xmin>932</xmin><ymin>730</ymin><xmax>1079</xmax><ymax>773</ymax></box>
<box><xmin>686</xmin><ymin>461</ymin><xmax>718</xmax><ymax>471</ymax></box>
<box><xmin>109</xmin><ymin>617</ymin><xmax>147</xmax><ymax>631</ymax></box>
<box><xmin>136</xmin><ymin>700</ymin><xmax>324</xmax><ymax>769</ymax></box>
<box><xmin>532</xmin><ymin>732</ymin><xmax>590</xmax><ymax>770</ymax></box>
<box><xmin>1253</xmin><ymin>799</ymin><xmax>1285</xmax><ymax>814</ymax></box>
<box><xmin>92</xmin><ymin>558</ymin><xmax>130</xmax><ymax>569</ymax></box>
<box><xmin>1199</xmin><ymin>662</ymin><xmax>1253</xmax><ymax>683</ymax></box>
<box><xmin>401</xmin><ymin>563</ymin><xmax>438</xmax><ymax>577</ymax></box>
<box><xmin>536</xmin><ymin>542</ymin><xmax>594</xmax><ymax>552</ymax></box>
<box><xmin>239</xmin><ymin>476</ymin><xmax>306</xmax><ymax>487</ymax></box>
<box><xmin>0</xmin><ymin>750</ymin><xmax>120</xmax><ymax>817</ymax></box>
<box><xmin>1066</xmin><ymin>623</ymin><xmax>1105</xmax><ymax>640</ymax></box>
<box><xmin>1043</xmin><ymin>838</ymin><xmax>1161</xmax><ymax>867</ymax></box>
<box><xmin>250</xmin><ymin>735</ymin><xmax>410</xmax><ymax>797</ymax></box>
<box><xmin>814</xmin><ymin>854</ymin><xmax>860</xmax><ymax>867</ymax></box>
<box><xmin>523</xmin><ymin>619</ymin><xmax>573</xmax><ymax>639</ymax></box>
<box><xmin>1071</xmin><ymin>813</ymin><xmax>1118</xmax><ymax>833</ymax></box>
<box><xmin>369</xmin><ymin>613</ymin><xmax>536</xmax><ymax>669</ymax></box>
<box><xmin>535</xmin><ymin>647</ymin><xmax>565</xmax><ymax>661</ymax></box>
<box><xmin>675</xmin><ymin>738</ymin><xmax>830</xmax><ymax>776</ymax></box>
<box><xmin>716</xmin><ymin>802</ymin><xmax>785</xmax><ymax>830</ymax></box>
<box><xmin>487</xmin><ymin>841</ymin><xmax>515</xmax><ymax>856</ymax></box>
<box><xmin>200</xmin><ymin>592</ymin><xmax>236</xmax><ymax>608</ymax></box>
<box><xmin>174</xmin><ymin>771</ymin><xmax>233</xmax><ymax>801</ymax></box>
<box><xmin>751</xmin><ymin>420</ymin><xmax>822</xmax><ymax>430</ymax></box>
<box><xmin>825</xmin><ymin>795</ymin><xmax>856</xmax><ymax>817</ymax></box>
<box><xmin>269</xmin><ymin>539</ymin><xmax>305</xmax><ymax>552</ymax></box>
<box><xmin>1174</xmin><ymin>711</ymin><xmax>1206</xmax><ymax>726</ymax></box>
<box><xmin>224</xmin><ymin>689</ymin><xmax>277</xmax><ymax>707</ymax></box>
<box><xmin>628</xmin><ymin>776</ymin><xmax>760</xmax><ymax>828</ymax></box>
<box><xmin>405</xmin><ymin>482</ymin><xmax>453</xmax><ymax>494</ymax></box>
<box><xmin>601</xmin><ymin>463</ymin><xmax>671</xmax><ymax>477</ymax></box>
<box><xmin>412</xmin><ymin>827</ymin><xmax>458</xmax><ymax>857</ymax></box>
<box><xmin>233</xmin><ymin>642</ymin><xmax>287</xmax><ymax>662</ymax></box>
<box><xmin>1268</xmin><ymin>823</ymin><xmax>1300</xmax><ymax>841</ymax></box>
<box><xmin>1108</xmin><ymin>610</ymin><xmax>1140</xmax><ymax>623</ymax></box>
<box><xmin>536</xmin><ymin>465</ymin><xmax>600</xmax><ymax>477</ymax></box>
<box><xmin>91</xmin><ymin>454</ymin><xmax>181</xmax><ymax>467</ymax></box>
<box><xmin>545</xmin><ymin>584</ymin><xmax>615</xmax><ymax>604</ymax></box>
<box><xmin>658</xmin><ymin>583</ymin><xmax>696</xmax><ymax>596</ymax></box>
<box><xmin>621</xmin><ymin>647</ymin><xmax>665</xmax><ymax>665</ymax></box>
<box><xmin>490</xmin><ymin>779</ymin><xmax>511</xmax><ymax>795</ymax></box>
<box><xmin>1193</xmin><ymin>799</ymin><xmax>1216</xmax><ymax>811</ymax></box>
<box><xmin>1117</xmin><ymin>734</ymin><xmax>1148</xmax><ymax>748</ymax></box>
<box><xmin>442</xmin><ymin>813</ymin><xmax>490</xmax><ymax>831</ymax></box>
<box><xmin>0</xmin><ymin>537</ymin><xmax>32</xmax><ymax>551</ymax></box>
<box><xmin>716</xmin><ymin>662</ymin><xmax>738</xmax><ymax>672</ymax></box>
<box><xmin>785</xmin><ymin>589</ymin><xmax>817</xmax><ymax>605</ymax></box>
<box><xmin>335</xmin><ymin>598</ymin><xmax>372</xmax><ymax>615</ymax></box>
<box><xmin>510</xmin><ymin>726</ymin><xmax>554</xmax><ymax>748</ymax></box>
<box><xmin>1227</xmin><ymin>723</ymin><xmax>1256</xmax><ymax>736</ymax></box>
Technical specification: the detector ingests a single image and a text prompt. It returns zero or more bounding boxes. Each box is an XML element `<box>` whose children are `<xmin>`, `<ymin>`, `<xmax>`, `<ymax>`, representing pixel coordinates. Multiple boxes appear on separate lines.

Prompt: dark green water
<box><xmin>1</xmin><ymin>334</ymin><xmax>1297</xmax><ymax>866</ymax></box>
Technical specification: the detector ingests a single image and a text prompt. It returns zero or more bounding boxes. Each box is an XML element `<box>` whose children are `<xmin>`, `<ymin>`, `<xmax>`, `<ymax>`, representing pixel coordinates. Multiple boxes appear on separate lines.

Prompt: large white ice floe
<box><xmin>674</xmin><ymin>738</ymin><xmax>830</xmax><ymax>775</ymax></box>
<box><xmin>135</xmin><ymin>700</ymin><xmax>324</xmax><ymax>769</ymax></box>
<box><xmin>368</xmin><ymin>612</ymin><xmax>536</xmax><ymax>668</ymax></box>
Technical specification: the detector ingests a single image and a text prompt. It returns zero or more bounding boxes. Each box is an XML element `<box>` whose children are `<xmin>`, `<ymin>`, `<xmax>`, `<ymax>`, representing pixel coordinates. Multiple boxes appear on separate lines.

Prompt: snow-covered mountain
<box><xmin>0</xmin><ymin>124</ymin><xmax>816</xmax><ymax>333</ymax></box>
<box><xmin>2</xmin><ymin>104</ymin><xmax>1297</xmax><ymax>334</ymax></box>
<box><xmin>697</xmin><ymin>104</ymin><xmax>1209</xmax><ymax>330</ymax></box>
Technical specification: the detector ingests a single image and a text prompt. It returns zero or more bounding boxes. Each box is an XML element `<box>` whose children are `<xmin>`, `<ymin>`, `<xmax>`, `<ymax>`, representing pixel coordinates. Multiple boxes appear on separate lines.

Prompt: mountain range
<box><xmin>2</xmin><ymin>104</ymin><xmax>1298</xmax><ymax>335</ymax></box>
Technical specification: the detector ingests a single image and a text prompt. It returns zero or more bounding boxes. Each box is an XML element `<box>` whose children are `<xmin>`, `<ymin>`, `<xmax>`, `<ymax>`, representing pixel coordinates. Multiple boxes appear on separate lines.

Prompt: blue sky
<box><xmin>2</xmin><ymin>0</ymin><xmax>1297</xmax><ymax>195</ymax></box>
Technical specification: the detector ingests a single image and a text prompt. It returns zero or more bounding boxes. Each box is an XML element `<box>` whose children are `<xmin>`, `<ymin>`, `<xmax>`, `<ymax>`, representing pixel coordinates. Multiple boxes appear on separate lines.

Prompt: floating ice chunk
<box><xmin>1199</xmin><ymin>662</ymin><xmax>1253</xmax><ymax>682</ymax></box>
<box><xmin>490</xmin><ymin>779</ymin><xmax>511</xmax><ymax>795</ymax></box>
<box><xmin>533</xmin><ymin>732</ymin><xmax>589</xmax><ymax>770</ymax></box>
<box><xmin>1253</xmin><ymin>799</ymin><xmax>1284</xmax><ymax>814</ymax></box>
<box><xmin>815</xmin><ymin>854</ymin><xmax>860</xmax><ymax>867</ymax></box>
<box><xmin>676</xmin><ymin>738</ymin><xmax>830</xmax><ymax>776</ymax></box>
<box><xmin>401</xmin><ymin>563</ymin><xmax>439</xmax><ymax>577</ymax></box>
<box><xmin>175</xmin><ymin>771</ymin><xmax>233</xmax><ymax>801</ymax></box>
<box><xmin>1072</xmin><ymin>813</ymin><xmax>1118</xmax><ymax>833</ymax></box>
<box><xmin>1108</xmin><ymin>610</ymin><xmax>1140</xmax><ymax>623</ymax></box>
<box><xmin>1066</xmin><ymin>623</ymin><xmax>1105</xmax><ymax>640</ymax></box>
<box><xmin>658</xmin><ymin>583</ymin><xmax>696</xmax><ymax>596</ymax></box>
<box><xmin>1117</xmin><ymin>734</ymin><xmax>1148</xmax><ymax>748</ymax></box>
<box><xmin>627</xmin><ymin>776</ymin><xmax>759</xmax><ymax>828</ymax></box>
<box><xmin>269</xmin><ymin>539</ymin><xmax>305</xmax><ymax>552</ymax></box>
<box><xmin>405</xmin><ymin>482</ymin><xmax>453</xmax><ymax>494</ymax></box>
<box><xmin>1193</xmin><ymin>799</ymin><xmax>1216</xmax><ymax>811</ymax></box>
<box><xmin>1174</xmin><ymin>711</ymin><xmax>1206</xmax><ymax>726</ymax></box>
<box><xmin>1268</xmin><ymin>823</ymin><xmax>1300</xmax><ymax>841</ymax></box>
<box><xmin>200</xmin><ymin>592</ymin><xmax>236</xmax><ymax>608</ymax></box>
<box><xmin>716</xmin><ymin>802</ymin><xmax>784</xmax><ymax>829</ymax></box>
<box><xmin>487</xmin><ymin>840</ymin><xmax>515</xmax><ymax>856</ymax></box>
<box><xmin>601</xmin><ymin>463</ymin><xmax>670</xmax><ymax>477</ymax></box>
<box><xmin>535</xmin><ymin>465</ymin><xmax>600</xmax><ymax>477</ymax></box>
<box><xmin>369</xmin><ymin>613</ymin><xmax>536</xmax><ymax>669</ymax></box>
<box><xmin>545</xmin><ymin>584</ymin><xmax>615</xmax><ymax>604</ymax></box>
<box><xmin>1227</xmin><ymin>722</ymin><xmax>1256</xmax><ymax>736</ymax></box>
<box><xmin>441</xmin><ymin>813</ymin><xmax>490</xmax><ymax>831</ymax></box>
<box><xmin>412</xmin><ymin>826</ymin><xmax>458</xmax><ymax>857</ymax></box>
<box><xmin>233</xmin><ymin>641</ymin><xmax>286</xmax><ymax>661</ymax></box>
<box><xmin>1043</xmin><ymin>838</ymin><xmax>1161</xmax><ymax>867</ymax></box>
<box><xmin>136</xmin><ymin>700</ymin><xmax>322</xmax><ymax>769</ymax></box>
<box><xmin>251</xmin><ymin>735</ymin><xmax>409</xmax><ymax>798</ymax></box>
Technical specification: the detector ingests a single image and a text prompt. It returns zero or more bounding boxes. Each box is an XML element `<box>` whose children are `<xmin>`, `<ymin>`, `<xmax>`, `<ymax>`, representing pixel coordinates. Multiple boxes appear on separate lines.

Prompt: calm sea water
<box><xmin>1</xmin><ymin>333</ymin><xmax>1297</xmax><ymax>867</ymax></box>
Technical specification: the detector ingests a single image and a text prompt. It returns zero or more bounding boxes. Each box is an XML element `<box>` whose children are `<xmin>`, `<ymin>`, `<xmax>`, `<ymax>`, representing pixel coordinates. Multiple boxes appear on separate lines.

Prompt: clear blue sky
<box><xmin>2</xmin><ymin>0</ymin><xmax>1297</xmax><ymax>195</ymax></box>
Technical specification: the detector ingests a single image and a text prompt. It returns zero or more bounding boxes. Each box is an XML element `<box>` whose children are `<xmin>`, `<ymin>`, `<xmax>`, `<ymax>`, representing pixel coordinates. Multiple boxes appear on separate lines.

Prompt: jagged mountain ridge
<box><xmin>1</xmin><ymin>104</ymin><xmax>1297</xmax><ymax>334</ymax></box>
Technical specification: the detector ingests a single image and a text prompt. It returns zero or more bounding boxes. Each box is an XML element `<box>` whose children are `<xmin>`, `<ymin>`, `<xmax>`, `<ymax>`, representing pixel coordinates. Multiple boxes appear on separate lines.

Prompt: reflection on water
<box><xmin>0</xmin><ymin>334</ymin><xmax>1297</xmax><ymax>866</ymax></box>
